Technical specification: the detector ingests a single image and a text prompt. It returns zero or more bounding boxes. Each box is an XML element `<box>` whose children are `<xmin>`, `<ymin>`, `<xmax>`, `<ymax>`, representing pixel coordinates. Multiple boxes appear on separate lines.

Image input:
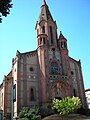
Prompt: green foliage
<box><xmin>52</xmin><ymin>96</ymin><xmax>81</xmax><ymax>116</ymax></box>
<box><xmin>18</xmin><ymin>106</ymin><xmax>40</xmax><ymax>120</ymax></box>
<box><xmin>0</xmin><ymin>0</ymin><xmax>13</xmax><ymax>22</ymax></box>
<box><xmin>18</xmin><ymin>107</ymin><xmax>28</xmax><ymax>118</ymax></box>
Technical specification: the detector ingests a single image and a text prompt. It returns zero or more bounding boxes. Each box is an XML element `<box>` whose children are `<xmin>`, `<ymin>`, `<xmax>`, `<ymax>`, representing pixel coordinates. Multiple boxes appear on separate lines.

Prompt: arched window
<box><xmin>42</xmin><ymin>26</ymin><xmax>45</xmax><ymax>33</ymax></box>
<box><xmin>73</xmin><ymin>89</ymin><xmax>77</xmax><ymax>97</ymax></box>
<box><xmin>13</xmin><ymin>84</ymin><xmax>16</xmax><ymax>102</ymax></box>
<box><xmin>61</xmin><ymin>42</ymin><xmax>64</xmax><ymax>48</ymax></box>
<box><xmin>30</xmin><ymin>87</ymin><xmax>35</xmax><ymax>101</ymax></box>
<box><xmin>64</xmin><ymin>42</ymin><xmax>67</xmax><ymax>48</ymax></box>
<box><xmin>50</xmin><ymin>26</ymin><xmax>53</xmax><ymax>44</ymax></box>
<box><xmin>51</xmin><ymin>62</ymin><xmax>60</xmax><ymax>74</ymax></box>
<box><xmin>43</xmin><ymin>37</ymin><xmax>45</xmax><ymax>44</ymax></box>
<box><xmin>61</xmin><ymin>42</ymin><xmax>67</xmax><ymax>48</ymax></box>
<box><xmin>40</xmin><ymin>37</ymin><xmax>42</xmax><ymax>44</ymax></box>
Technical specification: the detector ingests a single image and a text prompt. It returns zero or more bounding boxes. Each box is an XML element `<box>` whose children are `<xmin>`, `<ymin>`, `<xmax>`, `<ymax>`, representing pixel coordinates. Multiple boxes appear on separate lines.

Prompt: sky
<box><xmin>0</xmin><ymin>0</ymin><xmax>90</xmax><ymax>89</ymax></box>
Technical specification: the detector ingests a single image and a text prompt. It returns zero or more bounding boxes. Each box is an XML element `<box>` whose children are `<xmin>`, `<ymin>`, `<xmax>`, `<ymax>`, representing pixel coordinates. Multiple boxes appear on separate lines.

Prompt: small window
<box><xmin>50</xmin><ymin>26</ymin><xmax>53</xmax><ymax>44</ymax></box>
<box><xmin>73</xmin><ymin>89</ymin><xmax>77</xmax><ymax>97</ymax></box>
<box><xmin>29</xmin><ymin>67</ymin><xmax>34</xmax><ymax>72</ymax></box>
<box><xmin>61</xmin><ymin>42</ymin><xmax>64</xmax><ymax>48</ymax></box>
<box><xmin>40</xmin><ymin>37</ymin><xmax>42</xmax><ymax>44</ymax></box>
<box><xmin>64</xmin><ymin>42</ymin><xmax>67</xmax><ymax>48</ymax></box>
<box><xmin>13</xmin><ymin>84</ymin><xmax>16</xmax><ymax>102</ymax></box>
<box><xmin>30</xmin><ymin>88</ymin><xmax>36</xmax><ymax>101</ymax></box>
<box><xmin>61</xmin><ymin>42</ymin><xmax>67</xmax><ymax>48</ymax></box>
<box><xmin>43</xmin><ymin>37</ymin><xmax>45</xmax><ymax>44</ymax></box>
<box><xmin>71</xmin><ymin>71</ymin><xmax>74</xmax><ymax>75</ymax></box>
<box><xmin>42</xmin><ymin>26</ymin><xmax>45</xmax><ymax>33</ymax></box>
<box><xmin>52</xmin><ymin>48</ymin><xmax>55</xmax><ymax>51</ymax></box>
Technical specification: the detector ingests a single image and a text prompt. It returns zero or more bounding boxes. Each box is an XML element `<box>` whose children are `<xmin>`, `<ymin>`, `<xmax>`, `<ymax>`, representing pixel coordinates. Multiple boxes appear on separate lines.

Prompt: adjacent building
<box><xmin>0</xmin><ymin>71</ymin><xmax>12</xmax><ymax>120</ymax></box>
<box><xmin>85</xmin><ymin>88</ymin><xmax>90</xmax><ymax>109</ymax></box>
<box><xmin>0</xmin><ymin>0</ymin><xmax>87</xmax><ymax>119</ymax></box>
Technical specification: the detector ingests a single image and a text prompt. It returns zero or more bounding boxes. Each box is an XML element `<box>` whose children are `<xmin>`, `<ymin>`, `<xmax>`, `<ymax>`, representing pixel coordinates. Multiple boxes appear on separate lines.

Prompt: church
<box><xmin>0</xmin><ymin>0</ymin><xmax>87</xmax><ymax>119</ymax></box>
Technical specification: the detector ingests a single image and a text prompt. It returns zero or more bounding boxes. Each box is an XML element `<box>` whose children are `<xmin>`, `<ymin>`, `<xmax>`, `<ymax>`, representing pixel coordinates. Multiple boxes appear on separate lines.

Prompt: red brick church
<box><xmin>0</xmin><ymin>0</ymin><xmax>87</xmax><ymax>119</ymax></box>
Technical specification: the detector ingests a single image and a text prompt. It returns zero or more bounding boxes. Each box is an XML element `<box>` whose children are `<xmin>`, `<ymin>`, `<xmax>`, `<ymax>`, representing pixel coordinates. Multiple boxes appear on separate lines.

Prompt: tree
<box><xmin>0</xmin><ymin>0</ymin><xmax>13</xmax><ymax>23</ymax></box>
<box><xmin>52</xmin><ymin>96</ymin><xmax>81</xmax><ymax>116</ymax></box>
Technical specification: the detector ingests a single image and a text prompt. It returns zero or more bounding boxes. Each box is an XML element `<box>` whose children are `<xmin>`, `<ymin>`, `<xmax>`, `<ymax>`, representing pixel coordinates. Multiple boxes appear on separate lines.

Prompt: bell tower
<box><xmin>35</xmin><ymin>0</ymin><xmax>58</xmax><ymax>104</ymax></box>
<box><xmin>36</xmin><ymin>0</ymin><xmax>58</xmax><ymax>49</ymax></box>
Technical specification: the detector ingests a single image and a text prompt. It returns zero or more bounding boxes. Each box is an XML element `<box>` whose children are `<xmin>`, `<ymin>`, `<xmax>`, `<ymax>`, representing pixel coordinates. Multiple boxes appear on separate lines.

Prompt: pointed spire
<box><xmin>38</xmin><ymin>0</ymin><xmax>53</xmax><ymax>23</ymax></box>
<box><xmin>59</xmin><ymin>31</ymin><xmax>67</xmax><ymax>40</ymax></box>
<box><xmin>42</xmin><ymin>0</ymin><xmax>46</xmax><ymax>6</ymax></box>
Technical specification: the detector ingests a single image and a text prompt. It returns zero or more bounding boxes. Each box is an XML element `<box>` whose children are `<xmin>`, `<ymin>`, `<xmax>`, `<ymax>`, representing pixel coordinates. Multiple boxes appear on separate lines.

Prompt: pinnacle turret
<box><xmin>59</xmin><ymin>31</ymin><xmax>67</xmax><ymax>41</ymax></box>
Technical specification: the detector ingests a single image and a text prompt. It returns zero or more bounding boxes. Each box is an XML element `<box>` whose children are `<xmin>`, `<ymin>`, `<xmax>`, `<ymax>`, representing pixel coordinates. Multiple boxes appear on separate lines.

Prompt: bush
<box><xmin>18</xmin><ymin>107</ymin><xmax>28</xmax><ymax>118</ymax></box>
<box><xmin>52</xmin><ymin>96</ymin><xmax>81</xmax><ymax>116</ymax></box>
<box><xmin>18</xmin><ymin>106</ymin><xmax>41</xmax><ymax>120</ymax></box>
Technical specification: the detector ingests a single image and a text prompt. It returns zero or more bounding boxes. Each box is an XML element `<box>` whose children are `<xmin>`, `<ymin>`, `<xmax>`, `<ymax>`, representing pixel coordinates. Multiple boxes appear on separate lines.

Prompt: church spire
<box><xmin>38</xmin><ymin>0</ymin><xmax>53</xmax><ymax>23</ymax></box>
<box><xmin>36</xmin><ymin>0</ymin><xmax>58</xmax><ymax>48</ymax></box>
<box><xmin>42</xmin><ymin>0</ymin><xmax>46</xmax><ymax>6</ymax></box>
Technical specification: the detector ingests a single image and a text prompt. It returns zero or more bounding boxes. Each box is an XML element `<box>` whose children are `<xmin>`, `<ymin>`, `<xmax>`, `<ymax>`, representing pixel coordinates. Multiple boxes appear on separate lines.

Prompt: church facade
<box><xmin>0</xmin><ymin>0</ymin><xmax>87</xmax><ymax>119</ymax></box>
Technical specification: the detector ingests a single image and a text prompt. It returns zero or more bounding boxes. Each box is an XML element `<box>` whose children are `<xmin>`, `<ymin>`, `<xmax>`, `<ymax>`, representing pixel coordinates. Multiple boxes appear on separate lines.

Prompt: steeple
<box><xmin>38</xmin><ymin>0</ymin><xmax>53</xmax><ymax>23</ymax></box>
<box><xmin>42</xmin><ymin>0</ymin><xmax>46</xmax><ymax>6</ymax></box>
<box><xmin>36</xmin><ymin>0</ymin><xmax>58</xmax><ymax>48</ymax></box>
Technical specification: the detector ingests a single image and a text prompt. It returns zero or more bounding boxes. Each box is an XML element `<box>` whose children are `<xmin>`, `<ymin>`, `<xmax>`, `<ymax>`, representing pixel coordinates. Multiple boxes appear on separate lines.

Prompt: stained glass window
<box><xmin>51</xmin><ymin>62</ymin><xmax>60</xmax><ymax>74</ymax></box>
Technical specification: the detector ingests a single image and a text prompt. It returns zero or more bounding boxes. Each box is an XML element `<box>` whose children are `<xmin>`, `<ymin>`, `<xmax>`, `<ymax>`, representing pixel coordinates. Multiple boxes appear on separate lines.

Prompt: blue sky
<box><xmin>0</xmin><ymin>0</ymin><xmax>90</xmax><ymax>89</ymax></box>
